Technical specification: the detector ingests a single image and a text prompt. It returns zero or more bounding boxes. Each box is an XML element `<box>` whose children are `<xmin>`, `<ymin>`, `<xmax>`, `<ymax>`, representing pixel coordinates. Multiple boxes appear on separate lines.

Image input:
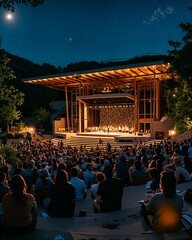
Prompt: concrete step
<box><xmin>72</xmin><ymin>232</ymin><xmax>161</xmax><ymax>240</ymax></box>
<box><xmin>51</xmin><ymin>136</ymin><xmax>131</xmax><ymax>150</ymax></box>
<box><xmin>1</xmin><ymin>184</ymin><xmax>191</xmax><ymax>240</ymax></box>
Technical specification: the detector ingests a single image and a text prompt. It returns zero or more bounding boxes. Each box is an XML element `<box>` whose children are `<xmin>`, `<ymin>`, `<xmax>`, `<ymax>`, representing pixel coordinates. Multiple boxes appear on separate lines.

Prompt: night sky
<box><xmin>0</xmin><ymin>0</ymin><xmax>191</xmax><ymax>67</ymax></box>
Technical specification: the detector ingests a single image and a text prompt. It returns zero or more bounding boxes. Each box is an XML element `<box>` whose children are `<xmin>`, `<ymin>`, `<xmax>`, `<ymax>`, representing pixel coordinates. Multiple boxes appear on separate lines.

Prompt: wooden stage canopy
<box><xmin>23</xmin><ymin>59</ymin><xmax>172</xmax><ymax>135</ymax></box>
<box><xmin>23</xmin><ymin>60</ymin><xmax>171</xmax><ymax>91</ymax></box>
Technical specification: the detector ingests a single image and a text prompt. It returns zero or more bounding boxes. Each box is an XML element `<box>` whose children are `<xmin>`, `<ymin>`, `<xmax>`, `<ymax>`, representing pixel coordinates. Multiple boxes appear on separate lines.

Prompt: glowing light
<box><xmin>169</xmin><ymin>129</ymin><xmax>176</xmax><ymax>136</ymax></box>
<box><xmin>5</xmin><ymin>12</ymin><xmax>14</xmax><ymax>21</ymax></box>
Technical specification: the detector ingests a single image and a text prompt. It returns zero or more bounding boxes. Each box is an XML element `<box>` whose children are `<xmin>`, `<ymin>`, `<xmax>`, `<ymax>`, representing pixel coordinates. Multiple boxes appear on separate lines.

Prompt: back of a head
<box><xmin>119</xmin><ymin>154</ymin><xmax>126</xmax><ymax>162</ymax></box>
<box><xmin>134</xmin><ymin>160</ymin><xmax>142</xmax><ymax>170</ymax></box>
<box><xmin>174</xmin><ymin>157</ymin><xmax>181</xmax><ymax>166</ymax></box>
<box><xmin>39</xmin><ymin>169</ymin><xmax>48</xmax><ymax>178</ymax></box>
<box><xmin>154</xmin><ymin>147</ymin><xmax>160</xmax><ymax>155</ymax></box>
<box><xmin>86</xmin><ymin>163</ymin><xmax>93</xmax><ymax>171</ymax></box>
<box><xmin>13</xmin><ymin>168</ymin><xmax>22</xmax><ymax>175</ymax></box>
<box><xmin>104</xmin><ymin>165</ymin><xmax>113</xmax><ymax>178</ymax></box>
<box><xmin>96</xmin><ymin>172</ymin><xmax>105</xmax><ymax>182</ymax></box>
<box><xmin>70</xmin><ymin>167</ymin><xmax>78</xmax><ymax>177</ymax></box>
<box><xmin>58</xmin><ymin>162</ymin><xmax>67</xmax><ymax>171</ymax></box>
<box><xmin>160</xmin><ymin>171</ymin><xmax>176</xmax><ymax>198</ymax></box>
<box><xmin>56</xmin><ymin>169</ymin><xmax>68</xmax><ymax>185</ymax></box>
<box><xmin>26</xmin><ymin>162</ymin><xmax>33</xmax><ymax>169</ymax></box>
<box><xmin>148</xmin><ymin>167</ymin><xmax>160</xmax><ymax>179</ymax></box>
<box><xmin>10</xmin><ymin>174</ymin><xmax>27</xmax><ymax>195</ymax></box>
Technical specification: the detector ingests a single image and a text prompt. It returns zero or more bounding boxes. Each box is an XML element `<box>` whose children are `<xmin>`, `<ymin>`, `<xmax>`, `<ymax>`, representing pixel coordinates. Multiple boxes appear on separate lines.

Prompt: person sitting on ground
<box><xmin>128</xmin><ymin>160</ymin><xmax>147</xmax><ymax>184</ymax></box>
<box><xmin>146</xmin><ymin>167</ymin><xmax>160</xmax><ymax>193</ymax></box>
<box><xmin>152</xmin><ymin>147</ymin><xmax>165</xmax><ymax>165</ymax></box>
<box><xmin>93</xmin><ymin>165</ymin><xmax>124</xmax><ymax>213</ymax></box>
<box><xmin>34</xmin><ymin>168</ymin><xmax>54</xmax><ymax>204</ymax></box>
<box><xmin>22</xmin><ymin>162</ymin><xmax>35</xmax><ymax>193</ymax></box>
<box><xmin>49</xmin><ymin>158</ymin><xmax>58</xmax><ymax>182</ymax></box>
<box><xmin>145</xmin><ymin>171</ymin><xmax>183</xmax><ymax>234</ymax></box>
<box><xmin>115</xmin><ymin>153</ymin><xmax>130</xmax><ymax>186</ymax></box>
<box><xmin>91</xmin><ymin>171</ymin><xmax>105</xmax><ymax>199</ymax></box>
<box><xmin>9</xmin><ymin>162</ymin><xmax>19</xmax><ymax>178</ymax></box>
<box><xmin>43</xmin><ymin>170</ymin><xmax>76</xmax><ymax>217</ymax></box>
<box><xmin>0</xmin><ymin>175</ymin><xmax>38</xmax><ymax>234</ymax></box>
<box><xmin>83</xmin><ymin>163</ymin><xmax>95</xmax><ymax>189</ymax></box>
<box><xmin>163</xmin><ymin>157</ymin><xmax>191</xmax><ymax>184</ymax></box>
<box><xmin>0</xmin><ymin>172</ymin><xmax>10</xmax><ymax>203</ymax></box>
<box><xmin>69</xmin><ymin>167</ymin><xmax>87</xmax><ymax>201</ymax></box>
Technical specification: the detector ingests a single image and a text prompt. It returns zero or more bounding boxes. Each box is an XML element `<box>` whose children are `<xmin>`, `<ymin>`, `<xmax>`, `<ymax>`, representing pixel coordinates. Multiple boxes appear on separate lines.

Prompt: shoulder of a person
<box><xmin>91</xmin><ymin>183</ymin><xmax>98</xmax><ymax>188</ymax></box>
<box><xmin>175</xmin><ymin>192</ymin><xmax>183</xmax><ymax>200</ymax></box>
<box><xmin>48</xmin><ymin>178</ymin><xmax>54</xmax><ymax>183</ymax></box>
<box><xmin>150</xmin><ymin>192</ymin><xmax>163</xmax><ymax>200</ymax></box>
<box><xmin>68</xmin><ymin>181</ymin><xmax>75</xmax><ymax>188</ymax></box>
<box><xmin>2</xmin><ymin>192</ymin><xmax>11</xmax><ymax>200</ymax></box>
<box><xmin>25</xmin><ymin>192</ymin><xmax>36</xmax><ymax>199</ymax></box>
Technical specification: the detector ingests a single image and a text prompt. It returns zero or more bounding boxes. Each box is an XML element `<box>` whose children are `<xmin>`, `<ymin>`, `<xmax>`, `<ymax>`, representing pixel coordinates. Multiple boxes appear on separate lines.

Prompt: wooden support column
<box><xmin>84</xmin><ymin>104</ymin><xmax>88</xmax><ymax>131</ymax></box>
<box><xmin>134</xmin><ymin>79</ymin><xmax>138</xmax><ymax>135</ymax></box>
<box><xmin>75</xmin><ymin>88</ymin><xmax>78</xmax><ymax>129</ymax></box>
<box><xmin>156</xmin><ymin>80</ymin><xmax>160</xmax><ymax>120</ymax></box>
<box><xmin>153</xmin><ymin>78</ymin><xmax>156</xmax><ymax>120</ymax></box>
<box><xmin>79</xmin><ymin>99</ymin><xmax>87</xmax><ymax>132</ymax></box>
<box><xmin>71</xmin><ymin>89</ymin><xmax>73</xmax><ymax>131</ymax></box>
<box><xmin>65</xmin><ymin>85</ymin><xmax>70</xmax><ymax>131</ymax></box>
<box><xmin>78</xmin><ymin>100</ymin><xmax>82</xmax><ymax>133</ymax></box>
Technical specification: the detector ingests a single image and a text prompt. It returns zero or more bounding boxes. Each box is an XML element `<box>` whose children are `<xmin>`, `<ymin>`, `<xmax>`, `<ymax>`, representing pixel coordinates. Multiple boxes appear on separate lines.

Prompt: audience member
<box><xmin>1</xmin><ymin>175</ymin><xmax>38</xmax><ymax>234</ymax></box>
<box><xmin>128</xmin><ymin>160</ymin><xmax>146</xmax><ymax>184</ymax></box>
<box><xmin>163</xmin><ymin>157</ymin><xmax>191</xmax><ymax>184</ymax></box>
<box><xmin>91</xmin><ymin>172</ymin><xmax>105</xmax><ymax>199</ymax></box>
<box><xmin>9</xmin><ymin>162</ymin><xmax>19</xmax><ymax>178</ymax></box>
<box><xmin>115</xmin><ymin>154</ymin><xmax>130</xmax><ymax>186</ymax></box>
<box><xmin>34</xmin><ymin>169</ymin><xmax>54</xmax><ymax>204</ymax></box>
<box><xmin>0</xmin><ymin>172</ymin><xmax>10</xmax><ymax>203</ymax></box>
<box><xmin>93</xmin><ymin>165</ymin><xmax>124</xmax><ymax>213</ymax></box>
<box><xmin>43</xmin><ymin>170</ymin><xmax>76</xmax><ymax>217</ymax></box>
<box><xmin>49</xmin><ymin>158</ymin><xmax>58</xmax><ymax>182</ymax></box>
<box><xmin>146</xmin><ymin>167</ymin><xmax>160</xmax><ymax>193</ymax></box>
<box><xmin>69</xmin><ymin>167</ymin><xmax>87</xmax><ymax>201</ymax></box>
<box><xmin>188</xmin><ymin>141</ymin><xmax>192</xmax><ymax>160</ymax></box>
<box><xmin>83</xmin><ymin>163</ymin><xmax>95</xmax><ymax>189</ymax></box>
<box><xmin>145</xmin><ymin>171</ymin><xmax>183</xmax><ymax>234</ymax></box>
<box><xmin>22</xmin><ymin>162</ymin><xmax>35</xmax><ymax>193</ymax></box>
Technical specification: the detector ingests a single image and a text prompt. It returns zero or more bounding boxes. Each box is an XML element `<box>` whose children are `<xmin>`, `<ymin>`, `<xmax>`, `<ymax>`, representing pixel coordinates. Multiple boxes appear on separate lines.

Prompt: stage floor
<box><xmin>77</xmin><ymin>131</ymin><xmax>135</xmax><ymax>138</ymax></box>
<box><xmin>54</xmin><ymin>131</ymin><xmax>151</xmax><ymax>143</ymax></box>
<box><xmin>77</xmin><ymin>131</ymin><xmax>151</xmax><ymax>138</ymax></box>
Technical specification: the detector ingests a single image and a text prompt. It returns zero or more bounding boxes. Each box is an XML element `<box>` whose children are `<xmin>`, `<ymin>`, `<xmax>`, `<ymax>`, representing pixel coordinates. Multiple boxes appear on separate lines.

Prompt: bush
<box><xmin>1</xmin><ymin>145</ymin><xmax>21</xmax><ymax>166</ymax></box>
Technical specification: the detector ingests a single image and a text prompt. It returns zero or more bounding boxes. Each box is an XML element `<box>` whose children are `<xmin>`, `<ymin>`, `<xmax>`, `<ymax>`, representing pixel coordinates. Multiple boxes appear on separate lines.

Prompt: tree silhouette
<box><xmin>167</xmin><ymin>7</ymin><xmax>192</xmax><ymax>134</ymax></box>
<box><xmin>0</xmin><ymin>52</ymin><xmax>24</xmax><ymax>132</ymax></box>
<box><xmin>0</xmin><ymin>0</ymin><xmax>44</xmax><ymax>11</ymax></box>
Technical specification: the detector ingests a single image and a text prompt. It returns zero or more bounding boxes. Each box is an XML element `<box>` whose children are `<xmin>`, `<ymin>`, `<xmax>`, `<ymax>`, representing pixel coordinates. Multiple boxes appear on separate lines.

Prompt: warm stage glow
<box><xmin>169</xmin><ymin>129</ymin><xmax>176</xmax><ymax>136</ymax></box>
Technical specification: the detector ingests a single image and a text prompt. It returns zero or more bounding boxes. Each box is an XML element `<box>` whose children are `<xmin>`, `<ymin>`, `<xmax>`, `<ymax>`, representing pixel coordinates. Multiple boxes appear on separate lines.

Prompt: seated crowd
<box><xmin>0</xmin><ymin>138</ymin><xmax>192</xmax><ymax>234</ymax></box>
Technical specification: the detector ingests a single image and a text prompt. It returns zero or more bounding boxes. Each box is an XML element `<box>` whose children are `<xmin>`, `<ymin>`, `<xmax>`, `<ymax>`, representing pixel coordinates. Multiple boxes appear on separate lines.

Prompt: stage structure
<box><xmin>23</xmin><ymin>60</ymin><xmax>171</xmax><ymax>136</ymax></box>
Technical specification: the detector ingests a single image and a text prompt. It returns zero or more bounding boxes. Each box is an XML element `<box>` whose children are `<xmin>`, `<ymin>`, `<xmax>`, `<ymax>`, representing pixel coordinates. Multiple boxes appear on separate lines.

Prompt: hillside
<box><xmin>1</xmin><ymin>50</ymin><xmax>64</xmax><ymax>117</ymax></box>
